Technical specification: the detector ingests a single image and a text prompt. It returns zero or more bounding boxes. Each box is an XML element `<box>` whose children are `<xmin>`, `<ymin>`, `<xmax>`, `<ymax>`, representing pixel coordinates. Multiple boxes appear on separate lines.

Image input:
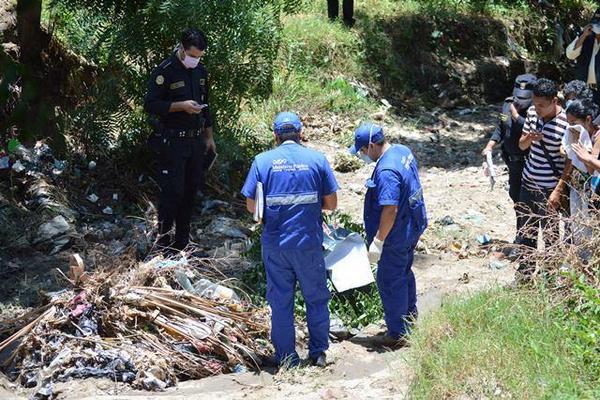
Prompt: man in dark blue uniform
<box><xmin>241</xmin><ymin>112</ymin><xmax>339</xmax><ymax>368</ymax></box>
<box><xmin>144</xmin><ymin>28</ymin><xmax>216</xmax><ymax>251</ymax></box>
<box><xmin>481</xmin><ymin>74</ymin><xmax>536</xmax><ymax>244</ymax></box>
<box><xmin>350</xmin><ymin>123</ymin><xmax>427</xmax><ymax>344</ymax></box>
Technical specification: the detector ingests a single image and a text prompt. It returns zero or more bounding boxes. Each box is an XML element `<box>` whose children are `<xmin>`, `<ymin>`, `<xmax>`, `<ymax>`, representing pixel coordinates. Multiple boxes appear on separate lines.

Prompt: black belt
<box><xmin>502</xmin><ymin>152</ymin><xmax>525</xmax><ymax>162</ymax></box>
<box><xmin>507</xmin><ymin>154</ymin><xmax>525</xmax><ymax>162</ymax></box>
<box><xmin>163</xmin><ymin>128</ymin><xmax>204</xmax><ymax>138</ymax></box>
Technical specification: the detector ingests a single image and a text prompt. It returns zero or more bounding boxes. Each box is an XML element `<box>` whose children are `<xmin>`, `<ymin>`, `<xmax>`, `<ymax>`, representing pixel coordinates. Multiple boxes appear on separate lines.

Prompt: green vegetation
<box><xmin>4</xmin><ymin>0</ymin><xmax>297</xmax><ymax>172</ymax></box>
<box><xmin>241</xmin><ymin>0</ymin><xmax>598</xmax><ymax>140</ymax></box>
<box><xmin>563</xmin><ymin>273</ymin><xmax>600</xmax><ymax>379</ymax></box>
<box><xmin>409</xmin><ymin>287</ymin><xmax>600</xmax><ymax>399</ymax></box>
<box><xmin>6</xmin><ymin>0</ymin><xmax>597</xmax><ymax>170</ymax></box>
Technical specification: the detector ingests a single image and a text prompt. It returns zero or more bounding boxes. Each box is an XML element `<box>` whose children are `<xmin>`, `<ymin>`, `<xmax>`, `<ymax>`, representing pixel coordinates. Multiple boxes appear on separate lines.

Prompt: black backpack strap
<box><xmin>538</xmin><ymin>139</ymin><xmax>562</xmax><ymax>178</ymax></box>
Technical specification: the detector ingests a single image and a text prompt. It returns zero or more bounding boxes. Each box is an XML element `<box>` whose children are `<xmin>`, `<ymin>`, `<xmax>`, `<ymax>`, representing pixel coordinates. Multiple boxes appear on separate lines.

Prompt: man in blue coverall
<box><xmin>350</xmin><ymin>122</ymin><xmax>428</xmax><ymax>344</ymax></box>
<box><xmin>241</xmin><ymin>112</ymin><xmax>339</xmax><ymax>367</ymax></box>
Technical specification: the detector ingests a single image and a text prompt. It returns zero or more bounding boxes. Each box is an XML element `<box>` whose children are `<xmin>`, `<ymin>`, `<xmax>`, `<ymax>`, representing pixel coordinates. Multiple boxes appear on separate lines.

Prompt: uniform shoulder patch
<box><xmin>155</xmin><ymin>75</ymin><xmax>164</xmax><ymax>85</ymax></box>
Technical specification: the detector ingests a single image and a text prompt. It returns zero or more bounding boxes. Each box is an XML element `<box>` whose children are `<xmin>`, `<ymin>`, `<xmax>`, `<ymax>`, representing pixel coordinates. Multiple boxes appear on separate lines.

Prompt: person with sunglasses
<box><xmin>350</xmin><ymin>122</ymin><xmax>428</xmax><ymax>346</ymax></box>
<box><xmin>144</xmin><ymin>28</ymin><xmax>215</xmax><ymax>253</ymax></box>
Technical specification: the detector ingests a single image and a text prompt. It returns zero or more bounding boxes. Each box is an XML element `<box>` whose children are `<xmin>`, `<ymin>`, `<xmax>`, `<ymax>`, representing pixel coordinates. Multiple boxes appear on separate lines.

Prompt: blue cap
<box><xmin>273</xmin><ymin>112</ymin><xmax>302</xmax><ymax>136</ymax></box>
<box><xmin>349</xmin><ymin>122</ymin><xmax>385</xmax><ymax>154</ymax></box>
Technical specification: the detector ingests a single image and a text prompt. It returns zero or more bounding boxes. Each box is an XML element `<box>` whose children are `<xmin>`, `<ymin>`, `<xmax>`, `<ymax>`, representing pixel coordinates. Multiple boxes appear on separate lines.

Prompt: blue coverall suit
<box><xmin>364</xmin><ymin>145</ymin><xmax>428</xmax><ymax>338</ymax></box>
<box><xmin>241</xmin><ymin>141</ymin><xmax>339</xmax><ymax>363</ymax></box>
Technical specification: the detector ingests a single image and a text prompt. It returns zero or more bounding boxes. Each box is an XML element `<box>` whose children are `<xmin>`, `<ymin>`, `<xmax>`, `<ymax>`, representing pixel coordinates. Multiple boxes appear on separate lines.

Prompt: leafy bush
<box><xmin>46</xmin><ymin>0</ymin><xmax>299</xmax><ymax>170</ymax></box>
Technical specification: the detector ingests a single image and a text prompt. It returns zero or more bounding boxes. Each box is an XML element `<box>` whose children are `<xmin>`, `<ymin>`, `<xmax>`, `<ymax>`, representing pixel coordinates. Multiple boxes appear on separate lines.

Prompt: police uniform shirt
<box><xmin>490</xmin><ymin>98</ymin><xmax>528</xmax><ymax>157</ymax></box>
<box><xmin>241</xmin><ymin>141</ymin><xmax>339</xmax><ymax>250</ymax></box>
<box><xmin>144</xmin><ymin>53</ymin><xmax>213</xmax><ymax>129</ymax></box>
<box><xmin>364</xmin><ymin>145</ymin><xmax>427</xmax><ymax>249</ymax></box>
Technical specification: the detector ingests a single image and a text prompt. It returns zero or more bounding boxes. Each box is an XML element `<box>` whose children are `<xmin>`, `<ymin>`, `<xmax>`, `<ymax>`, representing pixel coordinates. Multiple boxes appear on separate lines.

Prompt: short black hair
<box><xmin>564</xmin><ymin>80</ymin><xmax>593</xmax><ymax>101</ymax></box>
<box><xmin>181</xmin><ymin>28</ymin><xmax>207</xmax><ymax>51</ymax></box>
<box><xmin>566</xmin><ymin>98</ymin><xmax>599</xmax><ymax>120</ymax></box>
<box><xmin>277</xmin><ymin>131</ymin><xmax>301</xmax><ymax>142</ymax></box>
<box><xmin>533</xmin><ymin>78</ymin><xmax>558</xmax><ymax>99</ymax></box>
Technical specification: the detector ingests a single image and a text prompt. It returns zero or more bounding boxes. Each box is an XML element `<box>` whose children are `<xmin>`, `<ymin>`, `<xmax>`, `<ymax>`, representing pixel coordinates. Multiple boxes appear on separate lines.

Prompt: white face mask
<box><xmin>181</xmin><ymin>48</ymin><xmax>201</xmax><ymax>69</ymax></box>
<box><xmin>358</xmin><ymin>150</ymin><xmax>374</xmax><ymax>164</ymax></box>
<box><xmin>593</xmin><ymin>24</ymin><xmax>600</xmax><ymax>34</ymax></box>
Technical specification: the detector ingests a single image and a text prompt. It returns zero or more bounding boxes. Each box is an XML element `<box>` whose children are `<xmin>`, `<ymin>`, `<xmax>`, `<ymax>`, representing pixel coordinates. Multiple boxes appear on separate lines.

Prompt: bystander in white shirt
<box><xmin>566</xmin><ymin>35</ymin><xmax>600</xmax><ymax>85</ymax></box>
<box><xmin>561</xmin><ymin>124</ymin><xmax>595</xmax><ymax>248</ymax></box>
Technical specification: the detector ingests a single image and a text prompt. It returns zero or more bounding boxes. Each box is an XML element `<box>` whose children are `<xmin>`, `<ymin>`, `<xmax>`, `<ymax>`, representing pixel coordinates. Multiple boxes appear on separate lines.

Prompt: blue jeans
<box><xmin>262</xmin><ymin>247</ymin><xmax>330</xmax><ymax>363</ymax></box>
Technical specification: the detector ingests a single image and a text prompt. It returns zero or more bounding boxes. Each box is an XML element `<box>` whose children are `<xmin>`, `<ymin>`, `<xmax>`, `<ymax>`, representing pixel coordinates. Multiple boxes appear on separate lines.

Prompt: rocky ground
<box><xmin>0</xmin><ymin>104</ymin><xmax>520</xmax><ymax>399</ymax></box>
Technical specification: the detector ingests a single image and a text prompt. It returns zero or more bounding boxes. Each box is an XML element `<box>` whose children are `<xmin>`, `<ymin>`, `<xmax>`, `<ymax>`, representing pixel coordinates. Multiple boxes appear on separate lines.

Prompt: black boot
<box><xmin>309</xmin><ymin>352</ymin><xmax>327</xmax><ymax>368</ymax></box>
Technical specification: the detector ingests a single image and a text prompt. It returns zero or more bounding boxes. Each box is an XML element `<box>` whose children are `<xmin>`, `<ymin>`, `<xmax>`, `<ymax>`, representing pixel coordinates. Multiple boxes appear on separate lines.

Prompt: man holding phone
<box><xmin>144</xmin><ymin>27</ymin><xmax>216</xmax><ymax>252</ymax></box>
<box><xmin>516</xmin><ymin>78</ymin><xmax>570</xmax><ymax>277</ymax></box>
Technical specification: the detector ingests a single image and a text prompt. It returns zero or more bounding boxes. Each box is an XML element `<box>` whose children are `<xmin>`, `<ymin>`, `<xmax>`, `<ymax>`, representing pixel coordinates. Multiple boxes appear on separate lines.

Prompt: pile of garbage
<box><xmin>0</xmin><ymin>139</ymin><xmax>68</xmax><ymax>179</ymax></box>
<box><xmin>0</xmin><ymin>139</ymin><xmax>79</xmax><ymax>254</ymax></box>
<box><xmin>0</xmin><ymin>254</ymin><xmax>270</xmax><ymax>397</ymax></box>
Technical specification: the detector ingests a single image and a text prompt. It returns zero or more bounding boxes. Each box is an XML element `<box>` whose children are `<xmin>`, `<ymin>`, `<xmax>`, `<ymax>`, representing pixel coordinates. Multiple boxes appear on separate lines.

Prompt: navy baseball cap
<box><xmin>349</xmin><ymin>122</ymin><xmax>385</xmax><ymax>154</ymax></box>
<box><xmin>273</xmin><ymin>112</ymin><xmax>302</xmax><ymax>135</ymax></box>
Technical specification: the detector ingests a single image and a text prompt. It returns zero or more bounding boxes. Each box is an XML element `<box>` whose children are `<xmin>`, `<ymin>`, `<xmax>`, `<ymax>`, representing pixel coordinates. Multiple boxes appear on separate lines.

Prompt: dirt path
<box><xmin>2</xmin><ymin>106</ymin><xmax>517</xmax><ymax>399</ymax></box>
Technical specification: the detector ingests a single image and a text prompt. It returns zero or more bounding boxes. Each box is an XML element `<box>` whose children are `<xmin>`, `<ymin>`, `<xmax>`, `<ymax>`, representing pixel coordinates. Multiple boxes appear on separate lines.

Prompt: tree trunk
<box><xmin>16</xmin><ymin>0</ymin><xmax>43</xmax><ymax>64</ymax></box>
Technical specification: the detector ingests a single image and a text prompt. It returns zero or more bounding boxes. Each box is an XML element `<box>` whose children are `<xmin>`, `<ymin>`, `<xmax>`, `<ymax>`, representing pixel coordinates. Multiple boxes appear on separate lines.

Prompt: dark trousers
<box><xmin>327</xmin><ymin>0</ymin><xmax>354</xmax><ymax>25</ymax></box>
<box><xmin>263</xmin><ymin>247</ymin><xmax>330</xmax><ymax>363</ymax></box>
<box><xmin>501</xmin><ymin>153</ymin><xmax>525</xmax><ymax>241</ymax></box>
<box><xmin>377</xmin><ymin>245</ymin><xmax>417</xmax><ymax>338</ymax></box>
<box><xmin>156</xmin><ymin>136</ymin><xmax>206</xmax><ymax>249</ymax></box>
<box><xmin>515</xmin><ymin>185</ymin><xmax>559</xmax><ymax>251</ymax></box>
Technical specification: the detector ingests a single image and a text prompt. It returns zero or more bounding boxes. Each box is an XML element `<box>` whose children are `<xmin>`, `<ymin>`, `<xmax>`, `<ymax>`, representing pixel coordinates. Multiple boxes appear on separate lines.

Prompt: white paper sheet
<box><xmin>485</xmin><ymin>152</ymin><xmax>496</xmax><ymax>191</ymax></box>
<box><xmin>324</xmin><ymin>233</ymin><xmax>375</xmax><ymax>292</ymax></box>
<box><xmin>253</xmin><ymin>182</ymin><xmax>264</xmax><ymax>223</ymax></box>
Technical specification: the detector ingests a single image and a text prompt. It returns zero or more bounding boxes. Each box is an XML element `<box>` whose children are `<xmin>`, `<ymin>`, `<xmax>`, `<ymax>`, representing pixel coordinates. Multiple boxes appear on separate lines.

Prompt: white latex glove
<box><xmin>368</xmin><ymin>238</ymin><xmax>384</xmax><ymax>264</ymax></box>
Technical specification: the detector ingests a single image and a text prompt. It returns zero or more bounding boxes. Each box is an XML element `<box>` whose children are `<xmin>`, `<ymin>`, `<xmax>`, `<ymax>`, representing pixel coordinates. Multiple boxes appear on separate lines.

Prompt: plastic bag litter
<box><xmin>322</xmin><ymin>224</ymin><xmax>375</xmax><ymax>292</ymax></box>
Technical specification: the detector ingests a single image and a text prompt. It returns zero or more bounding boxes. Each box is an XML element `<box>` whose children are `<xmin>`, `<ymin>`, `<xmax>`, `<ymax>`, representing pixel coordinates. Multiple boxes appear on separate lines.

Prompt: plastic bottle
<box><xmin>194</xmin><ymin>279</ymin><xmax>240</xmax><ymax>301</ymax></box>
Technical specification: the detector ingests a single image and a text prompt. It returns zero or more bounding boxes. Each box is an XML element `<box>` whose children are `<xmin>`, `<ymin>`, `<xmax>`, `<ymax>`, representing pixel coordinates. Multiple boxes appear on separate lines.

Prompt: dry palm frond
<box><xmin>0</xmin><ymin>254</ymin><xmax>271</xmax><ymax>390</ymax></box>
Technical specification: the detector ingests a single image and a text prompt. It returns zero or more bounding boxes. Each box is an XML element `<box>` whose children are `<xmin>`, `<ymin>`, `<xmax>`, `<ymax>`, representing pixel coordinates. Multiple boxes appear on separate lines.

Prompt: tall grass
<box><xmin>409</xmin><ymin>288</ymin><xmax>599</xmax><ymax>399</ymax></box>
